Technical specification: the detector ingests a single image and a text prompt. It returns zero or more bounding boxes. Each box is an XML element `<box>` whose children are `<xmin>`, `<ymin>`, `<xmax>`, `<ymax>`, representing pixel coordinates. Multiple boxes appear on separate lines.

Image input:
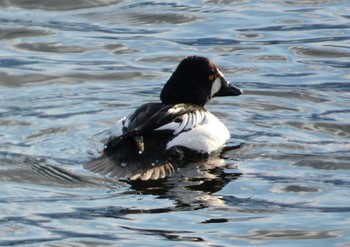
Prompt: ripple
<box><xmin>286</xmin><ymin>121</ymin><xmax>350</xmax><ymax>138</ymax></box>
<box><xmin>172</xmin><ymin>37</ymin><xmax>240</xmax><ymax>46</ymax></box>
<box><xmin>237</xmin><ymin>33</ymin><xmax>263</xmax><ymax>39</ymax></box>
<box><xmin>0</xmin><ymin>155</ymin><xmax>84</xmax><ymax>186</ymax></box>
<box><xmin>15</xmin><ymin>42</ymin><xmax>90</xmax><ymax>53</ymax></box>
<box><xmin>281</xmin><ymin>0</ymin><xmax>346</xmax><ymax>6</ymax></box>
<box><xmin>232</xmin><ymin>229</ymin><xmax>340</xmax><ymax>241</ymax></box>
<box><xmin>0</xmin><ymin>27</ymin><xmax>53</xmax><ymax>40</ymax></box>
<box><xmin>103</xmin><ymin>43</ymin><xmax>139</xmax><ymax>54</ymax></box>
<box><xmin>292</xmin><ymin>159</ymin><xmax>350</xmax><ymax>170</ymax></box>
<box><xmin>291</xmin><ymin>45</ymin><xmax>350</xmax><ymax>58</ymax></box>
<box><xmin>79</xmin><ymin>2</ymin><xmax>200</xmax><ymax>26</ymax></box>
<box><xmin>0</xmin><ymin>72</ymin><xmax>55</xmax><ymax>87</ymax></box>
<box><xmin>246</xmin><ymin>89</ymin><xmax>330</xmax><ymax>103</ymax></box>
<box><xmin>0</xmin><ymin>71</ymin><xmax>159</xmax><ymax>87</ymax></box>
<box><xmin>138</xmin><ymin>56</ymin><xmax>183</xmax><ymax>63</ymax></box>
<box><xmin>250</xmin><ymin>55</ymin><xmax>288</xmax><ymax>61</ymax></box>
<box><xmin>125</xmin><ymin>12</ymin><xmax>199</xmax><ymax>25</ymax></box>
<box><xmin>0</xmin><ymin>119</ymin><xmax>32</xmax><ymax>127</ymax></box>
<box><xmin>207</xmin><ymin>46</ymin><xmax>261</xmax><ymax>53</ymax></box>
<box><xmin>237</xmin><ymin>23</ymin><xmax>350</xmax><ymax>32</ymax></box>
<box><xmin>305</xmin><ymin>60</ymin><xmax>350</xmax><ymax>69</ymax></box>
<box><xmin>271</xmin><ymin>184</ymin><xmax>321</xmax><ymax>194</ymax></box>
<box><xmin>0</xmin><ymin>0</ymin><xmax>124</xmax><ymax>10</ymax></box>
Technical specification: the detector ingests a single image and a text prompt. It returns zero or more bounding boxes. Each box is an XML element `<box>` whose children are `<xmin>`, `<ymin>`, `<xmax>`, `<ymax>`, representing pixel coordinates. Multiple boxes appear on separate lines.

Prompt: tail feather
<box><xmin>129</xmin><ymin>162</ymin><xmax>176</xmax><ymax>181</ymax></box>
<box><xmin>84</xmin><ymin>133</ymin><xmax>184</xmax><ymax>181</ymax></box>
<box><xmin>84</xmin><ymin>157</ymin><xmax>116</xmax><ymax>176</ymax></box>
<box><xmin>84</xmin><ymin>155</ymin><xmax>178</xmax><ymax>181</ymax></box>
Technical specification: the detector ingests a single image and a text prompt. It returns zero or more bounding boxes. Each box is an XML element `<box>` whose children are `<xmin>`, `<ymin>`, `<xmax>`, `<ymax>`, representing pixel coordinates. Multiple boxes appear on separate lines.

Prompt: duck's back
<box><xmin>85</xmin><ymin>103</ymin><xmax>200</xmax><ymax>180</ymax></box>
<box><xmin>84</xmin><ymin>102</ymin><xmax>230</xmax><ymax>180</ymax></box>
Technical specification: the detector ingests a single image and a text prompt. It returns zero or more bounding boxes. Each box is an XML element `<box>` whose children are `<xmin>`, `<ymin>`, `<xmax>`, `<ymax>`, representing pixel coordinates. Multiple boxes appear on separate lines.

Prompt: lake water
<box><xmin>1</xmin><ymin>0</ymin><xmax>350</xmax><ymax>246</ymax></box>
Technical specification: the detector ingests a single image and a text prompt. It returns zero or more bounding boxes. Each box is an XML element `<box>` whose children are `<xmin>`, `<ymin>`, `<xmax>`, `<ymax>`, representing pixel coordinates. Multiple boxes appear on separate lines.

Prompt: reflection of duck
<box><xmin>84</xmin><ymin>56</ymin><xmax>243</xmax><ymax>181</ymax></box>
<box><xmin>129</xmin><ymin>152</ymin><xmax>242</xmax><ymax>208</ymax></box>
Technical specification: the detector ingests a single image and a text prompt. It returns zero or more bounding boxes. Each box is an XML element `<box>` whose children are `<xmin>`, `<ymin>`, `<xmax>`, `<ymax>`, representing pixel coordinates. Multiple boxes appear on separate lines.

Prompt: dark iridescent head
<box><xmin>160</xmin><ymin>56</ymin><xmax>242</xmax><ymax>107</ymax></box>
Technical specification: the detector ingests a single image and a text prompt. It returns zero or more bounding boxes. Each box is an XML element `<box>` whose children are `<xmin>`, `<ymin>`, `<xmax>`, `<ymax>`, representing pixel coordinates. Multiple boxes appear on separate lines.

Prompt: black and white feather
<box><xmin>84</xmin><ymin>103</ymin><xmax>229</xmax><ymax>180</ymax></box>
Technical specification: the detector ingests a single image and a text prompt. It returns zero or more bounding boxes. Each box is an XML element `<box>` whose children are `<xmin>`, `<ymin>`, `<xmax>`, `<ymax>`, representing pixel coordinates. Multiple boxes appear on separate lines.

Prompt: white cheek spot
<box><xmin>211</xmin><ymin>77</ymin><xmax>221</xmax><ymax>97</ymax></box>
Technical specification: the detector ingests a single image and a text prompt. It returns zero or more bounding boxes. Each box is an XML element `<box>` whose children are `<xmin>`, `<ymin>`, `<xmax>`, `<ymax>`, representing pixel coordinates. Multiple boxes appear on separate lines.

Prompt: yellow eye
<box><xmin>209</xmin><ymin>74</ymin><xmax>215</xmax><ymax>81</ymax></box>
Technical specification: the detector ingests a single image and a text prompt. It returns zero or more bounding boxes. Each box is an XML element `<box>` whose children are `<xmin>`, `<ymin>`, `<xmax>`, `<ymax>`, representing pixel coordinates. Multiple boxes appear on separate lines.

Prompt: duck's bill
<box><xmin>216</xmin><ymin>79</ymin><xmax>243</xmax><ymax>97</ymax></box>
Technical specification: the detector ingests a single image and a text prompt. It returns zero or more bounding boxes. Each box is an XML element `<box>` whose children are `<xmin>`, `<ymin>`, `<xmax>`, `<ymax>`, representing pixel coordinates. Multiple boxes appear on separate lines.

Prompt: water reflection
<box><xmin>0</xmin><ymin>151</ymin><xmax>242</xmax><ymax>209</ymax></box>
<box><xmin>129</xmin><ymin>157</ymin><xmax>242</xmax><ymax>208</ymax></box>
<box><xmin>0</xmin><ymin>153</ymin><xmax>99</xmax><ymax>187</ymax></box>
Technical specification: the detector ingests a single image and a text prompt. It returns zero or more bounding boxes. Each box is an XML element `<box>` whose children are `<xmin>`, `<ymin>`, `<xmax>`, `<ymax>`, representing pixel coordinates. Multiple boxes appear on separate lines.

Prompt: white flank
<box><xmin>166</xmin><ymin>112</ymin><xmax>230</xmax><ymax>153</ymax></box>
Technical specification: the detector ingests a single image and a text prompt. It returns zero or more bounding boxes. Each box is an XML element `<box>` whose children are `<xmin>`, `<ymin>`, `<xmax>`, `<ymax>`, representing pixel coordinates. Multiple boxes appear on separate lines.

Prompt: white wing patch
<box><xmin>166</xmin><ymin>112</ymin><xmax>230</xmax><ymax>153</ymax></box>
<box><xmin>154</xmin><ymin>107</ymin><xmax>207</xmax><ymax>135</ymax></box>
<box><xmin>166</xmin><ymin>106</ymin><xmax>183</xmax><ymax>115</ymax></box>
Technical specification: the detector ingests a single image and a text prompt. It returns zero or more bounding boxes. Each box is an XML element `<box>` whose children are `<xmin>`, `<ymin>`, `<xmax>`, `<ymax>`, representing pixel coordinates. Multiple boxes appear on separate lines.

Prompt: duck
<box><xmin>84</xmin><ymin>56</ymin><xmax>243</xmax><ymax>181</ymax></box>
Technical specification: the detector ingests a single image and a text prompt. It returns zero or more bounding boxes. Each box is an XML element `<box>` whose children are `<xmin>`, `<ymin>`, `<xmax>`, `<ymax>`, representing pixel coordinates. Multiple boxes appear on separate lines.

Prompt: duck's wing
<box><xmin>107</xmin><ymin>103</ymin><xmax>208</xmax><ymax>151</ymax></box>
<box><xmin>84</xmin><ymin>103</ymin><xmax>208</xmax><ymax>181</ymax></box>
<box><xmin>124</xmin><ymin>103</ymin><xmax>207</xmax><ymax>133</ymax></box>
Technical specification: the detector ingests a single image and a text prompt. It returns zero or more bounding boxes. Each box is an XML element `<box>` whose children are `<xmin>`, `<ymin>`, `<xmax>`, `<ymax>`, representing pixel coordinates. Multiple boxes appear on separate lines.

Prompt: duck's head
<box><xmin>160</xmin><ymin>56</ymin><xmax>243</xmax><ymax>107</ymax></box>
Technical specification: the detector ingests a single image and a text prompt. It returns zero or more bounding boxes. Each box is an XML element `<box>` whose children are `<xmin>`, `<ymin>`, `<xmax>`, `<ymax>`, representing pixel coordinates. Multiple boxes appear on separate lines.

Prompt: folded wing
<box><xmin>84</xmin><ymin>103</ymin><xmax>208</xmax><ymax>181</ymax></box>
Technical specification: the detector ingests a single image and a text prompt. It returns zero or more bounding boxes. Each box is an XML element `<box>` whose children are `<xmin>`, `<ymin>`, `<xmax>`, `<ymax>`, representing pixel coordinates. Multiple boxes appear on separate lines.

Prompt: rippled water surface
<box><xmin>1</xmin><ymin>0</ymin><xmax>350</xmax><ymax>246</ymax></box>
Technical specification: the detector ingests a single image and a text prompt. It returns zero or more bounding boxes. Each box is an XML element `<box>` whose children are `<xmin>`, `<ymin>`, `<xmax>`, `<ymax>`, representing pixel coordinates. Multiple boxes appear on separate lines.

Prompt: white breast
<box><xmin>165</xmin><ymin>112</ymin><xmax>230</xmax><ymax>153</ymax></box>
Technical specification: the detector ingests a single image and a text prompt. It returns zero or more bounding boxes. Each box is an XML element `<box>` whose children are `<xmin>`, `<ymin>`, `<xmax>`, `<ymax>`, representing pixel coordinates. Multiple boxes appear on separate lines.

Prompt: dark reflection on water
<box><xmin>1</xmin><ymin>0</ymin><xmax>350</xmax><ymax>246</ymax></box>
<box><xmin>0</xmin><ymin>27</ymin><xmax>53</xmax><ymax>40</ymax></box>
<box><xmin>0</xmin><ymin>0</ymin><xmax>124</xmax><ymax>10</ymax></box>
<box><xmin>128</xmin><ymin>157</ymin><xmax>242</xmax><ymax>208</ymax></box>
<box><xmin>233</xmin><ymin>229</ymin><xmax>341</xmax><ymax>241</ymax></box>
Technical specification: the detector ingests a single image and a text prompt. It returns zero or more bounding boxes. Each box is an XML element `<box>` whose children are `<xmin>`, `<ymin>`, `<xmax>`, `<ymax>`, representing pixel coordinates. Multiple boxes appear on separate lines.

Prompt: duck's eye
<box><xmin>208</xmin><ymin>74</ymin><xmax>215</xmax><ymax>81</ymax></box>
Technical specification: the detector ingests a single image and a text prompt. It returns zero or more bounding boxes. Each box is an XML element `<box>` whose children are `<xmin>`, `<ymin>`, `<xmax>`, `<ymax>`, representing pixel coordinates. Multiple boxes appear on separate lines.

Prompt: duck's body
<box><xmin>84</xmin><ymin>56</ymin><xmax>242</xmax><ymax>180</ymax></box>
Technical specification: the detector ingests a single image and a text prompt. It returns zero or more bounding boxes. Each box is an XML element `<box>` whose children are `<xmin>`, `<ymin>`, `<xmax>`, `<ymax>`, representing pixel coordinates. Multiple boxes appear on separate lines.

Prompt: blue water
<box><xmin>1</xmin><ymin>1</ymin><xmax>350</xmax><ymax>246</ymax></box>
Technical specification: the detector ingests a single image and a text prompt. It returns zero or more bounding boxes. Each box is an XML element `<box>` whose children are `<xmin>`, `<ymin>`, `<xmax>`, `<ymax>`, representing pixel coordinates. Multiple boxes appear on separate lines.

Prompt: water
<box><xmin>1</xmin><ymin>0</ymin><xmax>350</xmax><ymax>246</ymax></box>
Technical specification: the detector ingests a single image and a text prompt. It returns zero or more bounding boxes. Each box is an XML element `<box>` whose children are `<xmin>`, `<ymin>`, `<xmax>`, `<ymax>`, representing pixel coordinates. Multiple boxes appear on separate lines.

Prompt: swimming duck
<box><xmin>84</xmin><ymin>56</ymin><xmax>242</xmax><ymax>180</ymax></box>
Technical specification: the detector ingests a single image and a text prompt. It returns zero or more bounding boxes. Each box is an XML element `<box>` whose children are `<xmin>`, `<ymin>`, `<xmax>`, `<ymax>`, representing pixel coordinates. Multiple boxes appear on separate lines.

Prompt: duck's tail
<box><xmin>83</xmin><ymin>155</ymin><xmax>178</xmax><ymax>181</ymax></box>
